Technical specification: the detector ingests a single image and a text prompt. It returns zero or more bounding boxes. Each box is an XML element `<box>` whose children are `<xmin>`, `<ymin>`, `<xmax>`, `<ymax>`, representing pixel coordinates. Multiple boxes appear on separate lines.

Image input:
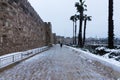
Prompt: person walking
<box><xmin>60</xmin><ymin>43</ymin><xmax>63</xmax><ymax>48</ymax></box>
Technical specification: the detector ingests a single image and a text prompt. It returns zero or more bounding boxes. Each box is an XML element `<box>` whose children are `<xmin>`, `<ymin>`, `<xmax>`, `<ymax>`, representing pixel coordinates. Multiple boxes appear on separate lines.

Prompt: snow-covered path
<box><xmin>0</xmin><ymin>45</ymin><xmax>117</xmax><ymax>80</ymax></box>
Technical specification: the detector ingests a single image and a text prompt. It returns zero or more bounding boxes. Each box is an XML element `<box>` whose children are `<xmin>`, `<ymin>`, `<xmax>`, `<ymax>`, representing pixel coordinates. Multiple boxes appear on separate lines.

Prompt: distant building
<box><xmin>55</xmin><ymin>36</ymin><xmax>73</xmax><ymax>45</ymax></box>
<box><xmin>64</xmin><ymin>37</ymin><xmax>73</xmax><ymax>45</ymax></box>
<box><xmin>56</xmin><ymin>36</ymin><xmax>64</xmax><ymax>43</ymax></box>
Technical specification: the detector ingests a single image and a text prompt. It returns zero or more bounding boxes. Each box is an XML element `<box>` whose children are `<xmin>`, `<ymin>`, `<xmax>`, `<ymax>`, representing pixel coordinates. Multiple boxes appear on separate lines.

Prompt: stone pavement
<box><xmin>0</xmin><ymin>45</ymin><xmax>117</xmax><ymax>80</ymax></box>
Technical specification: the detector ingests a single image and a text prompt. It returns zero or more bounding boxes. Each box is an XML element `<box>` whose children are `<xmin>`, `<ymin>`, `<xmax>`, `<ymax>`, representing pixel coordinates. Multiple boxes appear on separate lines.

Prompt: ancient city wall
<box><xmin>0</xmin><ymin>0</ymin><xmax>52</xmax><ymax>55</ymax></box>
<box><xmin>51</xmin><ymin>33</ymin><xmax>57</xmax><ymax>44</ymax></box>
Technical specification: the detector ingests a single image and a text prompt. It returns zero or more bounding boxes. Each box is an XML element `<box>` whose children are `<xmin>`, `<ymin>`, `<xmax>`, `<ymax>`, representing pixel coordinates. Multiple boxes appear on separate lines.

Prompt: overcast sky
<box><xmin>28</xmin><ymin>0</ymin><xmax>120</xmax><ymax>38</ymax></box>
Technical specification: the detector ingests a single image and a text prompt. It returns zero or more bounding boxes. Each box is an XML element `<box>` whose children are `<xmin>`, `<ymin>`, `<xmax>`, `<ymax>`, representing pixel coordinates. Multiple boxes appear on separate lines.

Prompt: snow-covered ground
<box><xmin>0</xmin><ymin>45</ymin><xmax>119</xmax><ymax>80</ymax></box>
<box><xmin>0</xmin><ymin>46</ymin><xmax>48</xmax><ymax>68</ymax></box>
<box><xmin>95</xmin><ymin>47</ymin><xmax>120</xmax><ymax>62</ymax></box>
<box><xmin>68</xmin><ymin>46</ymin><xmax>120</xmax><ymax>79</ymax></box>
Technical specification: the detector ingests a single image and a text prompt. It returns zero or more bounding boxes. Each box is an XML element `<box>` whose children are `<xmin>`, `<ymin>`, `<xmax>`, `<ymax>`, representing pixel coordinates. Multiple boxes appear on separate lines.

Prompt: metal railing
<box><xmin>0</xmin><ymin>46</ymin><xmax>49</xmax><ymax>68</ymax></box>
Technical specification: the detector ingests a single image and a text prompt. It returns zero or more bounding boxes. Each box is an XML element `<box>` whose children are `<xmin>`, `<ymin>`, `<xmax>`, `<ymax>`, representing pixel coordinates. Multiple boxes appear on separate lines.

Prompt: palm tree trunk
<box><xmin>75</xmin><ymin>21</ymin><xmax>77</xmax><ymax>45</ymax></box>
<box><xmin>108</xmin><ymin>0</ymin><xmax>114</xmax><ymax>49</ymax></box>
<box><xmin>73</xmin><ymin>21</ymin><xmax>75</xmax><ymax>44</ymax></box>
<box><xmin>83</xmin><ymin>19</ymin><xmax>87</xmax><ymax>47</ymax></box>
<box><xmin>78</xmin><ymin>13</ymin><xmax>83</xmax><ymax>47</ymax></box>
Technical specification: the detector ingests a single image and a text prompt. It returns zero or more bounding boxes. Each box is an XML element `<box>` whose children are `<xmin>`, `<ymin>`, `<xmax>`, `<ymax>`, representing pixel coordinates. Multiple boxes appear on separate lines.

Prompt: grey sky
<box><xmin>28</xmin><ymin>0</ymin><xmax>120</xmax><ymax>38</ymax></box>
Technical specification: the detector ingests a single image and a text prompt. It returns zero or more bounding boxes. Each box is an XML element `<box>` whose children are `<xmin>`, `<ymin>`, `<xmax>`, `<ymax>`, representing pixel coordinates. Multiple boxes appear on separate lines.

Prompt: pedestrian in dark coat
<box><xmin>60</xmin><ymin>43</ymin><xmax>63</xmax><ymax>48</ymax></box>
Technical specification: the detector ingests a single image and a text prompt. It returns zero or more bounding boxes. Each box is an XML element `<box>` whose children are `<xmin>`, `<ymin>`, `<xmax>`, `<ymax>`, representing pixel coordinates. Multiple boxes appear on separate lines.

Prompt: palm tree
<box><xmin>70</xmin><ymin>15</ymin><xmax>75</xmax><ymax>44</ymax></box>
<box><xmin>74</xmin><ymin>14</ymin><xmax>78</xmax><ymax>45</ymax></box>
<box><xmin>83</xmin><ymin>15</ymin><xmax>91</xmax><ymax>46</ymax></box>
<box><xmin>75</xmin><ymin>0</ymin><xmax>87</xmax><ymax>47</ymax></box>
<box><xmin>108</xmin><ymin>0</ymin><xmax>114</xmax><ymax>49</ymax></box>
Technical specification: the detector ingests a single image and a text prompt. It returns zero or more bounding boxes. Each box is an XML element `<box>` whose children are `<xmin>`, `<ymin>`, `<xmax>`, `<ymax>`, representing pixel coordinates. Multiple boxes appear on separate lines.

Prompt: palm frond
<box><xmin>84</xmin><ymin>4</ymin><xmax>87</xmax><ymax>7</ymax></box>
<box><xmin>87</xmin><ymin>16</ymin><xmax>92</xmax><ymax>21</ymax></box>
<box><xmin>70</xmin><ymin>16</ymin><xmax>74</xmax><ymax>21</ymax></box>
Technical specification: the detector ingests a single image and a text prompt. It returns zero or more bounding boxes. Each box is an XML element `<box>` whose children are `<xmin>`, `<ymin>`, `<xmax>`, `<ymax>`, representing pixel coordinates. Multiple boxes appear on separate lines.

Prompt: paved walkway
<box><xmin>0</xmin><ymin>45</ymin><xmax>116</xmax><ymax>80</ymax></box>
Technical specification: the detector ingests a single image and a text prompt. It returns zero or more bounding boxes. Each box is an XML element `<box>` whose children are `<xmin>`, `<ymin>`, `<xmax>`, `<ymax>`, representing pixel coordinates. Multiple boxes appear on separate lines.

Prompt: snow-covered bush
<box><xmin>109</xmin><ymin>52</ymin><xmax>120</xmax><ymax>58</ymax></box>
<box><xmin>95</xmin><ymin>47</ymin><xmax>109</xmax><ymax>55</ymax></box>
<box><xmin>102</xmin><ymin>49</ymin><xmax>120</xmax><ymax>62</ymax></box>
<box><xmin>115</xmin><ymin>57</ymin><xmax>120</xmax><ymax>62</ymax></box>
<box><xmin>108</xmin><ymin>50</ymin><xmax>120</xmax><ymax>62</ymax></box>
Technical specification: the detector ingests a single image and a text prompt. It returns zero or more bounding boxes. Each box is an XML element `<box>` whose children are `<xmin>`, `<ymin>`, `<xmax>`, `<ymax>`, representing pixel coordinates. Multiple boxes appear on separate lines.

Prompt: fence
<box><xmin>0</xmin><ymin>46</ymin><xmax>49</xmax><ymax>68</ymax></box>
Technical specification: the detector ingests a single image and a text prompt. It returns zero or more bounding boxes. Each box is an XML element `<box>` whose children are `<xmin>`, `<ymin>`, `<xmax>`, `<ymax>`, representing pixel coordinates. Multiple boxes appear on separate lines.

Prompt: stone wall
<box><xmin>0</xmin><ymin>0</ymin><xmax>52</xmax><ymax>55</ymax></box>
<box><xmin>51</xmin><ymin>33</ymin><xmax>57</xmax><ymax>44</ymax></box>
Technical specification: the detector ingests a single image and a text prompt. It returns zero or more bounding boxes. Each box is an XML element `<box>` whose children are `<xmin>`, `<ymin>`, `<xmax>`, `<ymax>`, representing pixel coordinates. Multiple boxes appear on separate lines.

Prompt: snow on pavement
<box><xmin>68</xmin><ymin>46</ymin><xmax>120</xmax><ymax>78</ymax></box>
<box><xmin>0</xmin><ymin>45</ymin><xmax>119</xmax><ymax>80</ymax></box>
